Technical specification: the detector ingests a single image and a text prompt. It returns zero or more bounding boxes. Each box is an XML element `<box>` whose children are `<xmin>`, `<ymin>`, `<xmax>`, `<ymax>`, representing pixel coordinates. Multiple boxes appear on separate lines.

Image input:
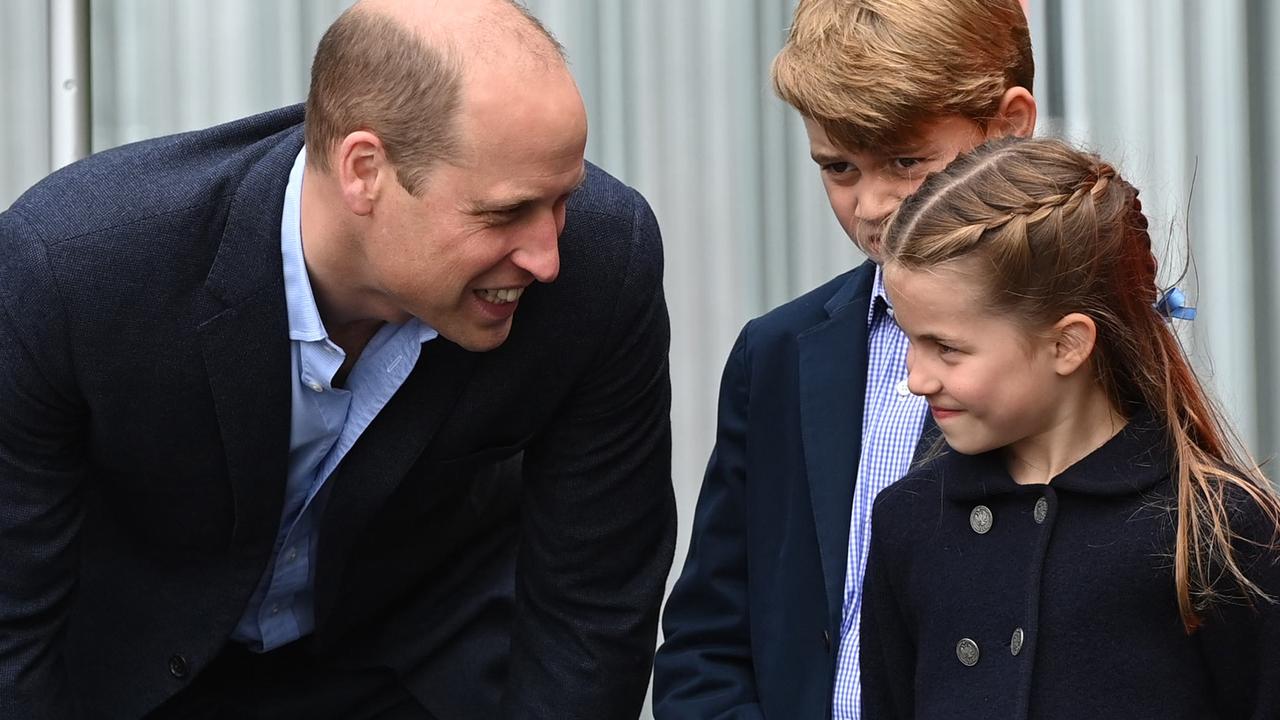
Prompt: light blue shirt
<box><xmin>230</xmin><ymin>147</ymin><xmax>439</xmax><ymax>652</ymax></box>
<box><xmin>830</xmin><ymin>266</ymin><xmax>928</xmax><ymax>719</ymax></box>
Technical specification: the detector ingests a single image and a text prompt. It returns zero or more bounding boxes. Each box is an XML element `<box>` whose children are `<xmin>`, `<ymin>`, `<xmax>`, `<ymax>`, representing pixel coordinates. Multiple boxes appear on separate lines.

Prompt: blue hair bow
<box><xmin>1155</xmin><ymin>287</ymin><xmax>1196</xmax><ymax>321</ymax></box>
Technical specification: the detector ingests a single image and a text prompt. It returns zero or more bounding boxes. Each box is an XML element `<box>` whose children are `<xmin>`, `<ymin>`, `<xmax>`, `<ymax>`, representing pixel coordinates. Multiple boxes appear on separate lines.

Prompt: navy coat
<box><xmin>862</xmin><ymin>415</ymin><xmax>1280</xmax><ymax>718</ymax></box>
<box><xmin>655</xmin><ymin>261</ymin><xmax>928</xmax><ymax>718</ymax></box>
<box><xmin>0</xmin><ymin>105</ymin><xmax>676</xmax><ymax>719</ymax></box>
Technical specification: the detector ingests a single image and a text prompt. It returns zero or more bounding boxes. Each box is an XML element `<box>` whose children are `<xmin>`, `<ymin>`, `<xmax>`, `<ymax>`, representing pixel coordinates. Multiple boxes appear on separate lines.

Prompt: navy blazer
<box><xmin>0</xmin><ymin>106</ymin><xmax>676</xmax><ymax>719</ymax></box>
<box><xmin>655</xmin><ymin>261</ymin><xmax>887</xmax><ymax>718</ymax></box>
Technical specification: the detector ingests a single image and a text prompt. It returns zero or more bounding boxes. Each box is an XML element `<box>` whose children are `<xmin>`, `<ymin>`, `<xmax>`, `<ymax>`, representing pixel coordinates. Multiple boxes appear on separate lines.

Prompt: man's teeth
<box><xmin>477</xmin><ymin>287</ymin><xmax>525</xmax><ymax>304</ymax></box>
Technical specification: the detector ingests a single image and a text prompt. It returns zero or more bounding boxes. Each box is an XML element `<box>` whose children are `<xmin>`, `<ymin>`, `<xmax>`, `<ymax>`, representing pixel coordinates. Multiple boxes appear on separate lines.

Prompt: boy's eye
<box><xmin>892</xmin><ymin>157</ymin><xmax>925</xmax><ymax>171</ymax></box>
<box><xmin>937</xmin><ymin>342</ymin><xmax>957</xmax><ymax>355</ymax></box>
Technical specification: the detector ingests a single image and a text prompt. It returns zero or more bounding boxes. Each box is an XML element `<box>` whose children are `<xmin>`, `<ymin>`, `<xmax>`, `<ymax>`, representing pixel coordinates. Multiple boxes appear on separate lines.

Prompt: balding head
<box><xmin>304</xmin><ymin>0</ymin><xmax>569</xmax><ymax>195</ymax></box>
<box><xmin>354</xmin><ymin>0</ymin><xmax>565</xmax><ymax>67</ymax></box>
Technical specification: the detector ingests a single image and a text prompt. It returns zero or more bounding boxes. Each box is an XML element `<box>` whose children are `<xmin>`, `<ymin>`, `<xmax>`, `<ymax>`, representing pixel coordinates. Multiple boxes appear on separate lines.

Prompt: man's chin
<box><xmin>445</xmin><ymin>323</ymin><xmax>513</xmax><ymax>353</ymax></box>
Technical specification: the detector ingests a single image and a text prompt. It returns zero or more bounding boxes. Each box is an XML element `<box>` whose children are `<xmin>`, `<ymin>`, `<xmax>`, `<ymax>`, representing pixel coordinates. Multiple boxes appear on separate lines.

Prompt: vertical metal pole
<box><xmin>49</xmin><ymin>0</ymin><xmax>91</xmax><ymax>170</ymax></box>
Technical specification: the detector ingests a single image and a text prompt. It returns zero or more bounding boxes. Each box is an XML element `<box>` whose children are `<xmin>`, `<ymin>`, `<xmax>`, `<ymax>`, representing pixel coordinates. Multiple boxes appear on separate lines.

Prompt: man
<box><xmin>653</xmin><ymin>0</ymin><xmax>1037</xmax><ymax>717</ymax></box>
<box><xmin>0</xmin><ymin>1</ymin><xmax>675</xmax><ymax>717</ymax></box>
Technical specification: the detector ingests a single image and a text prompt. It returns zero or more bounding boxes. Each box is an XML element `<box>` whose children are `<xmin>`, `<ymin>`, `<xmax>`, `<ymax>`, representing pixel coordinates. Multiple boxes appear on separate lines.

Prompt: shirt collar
<box><xmin>280</xmin><ymin>146</ymin><xmax>328</xmax><ymax>343</ymax></box>
<box><xmin>936</xmin><ymin>409</ymin><xmax>1173</xmax><ymax>502</ymax></box>
<box><xmin>867</xmin><ymin>264</ymin><xmax>890</xmax><ymax>328</ymax></box>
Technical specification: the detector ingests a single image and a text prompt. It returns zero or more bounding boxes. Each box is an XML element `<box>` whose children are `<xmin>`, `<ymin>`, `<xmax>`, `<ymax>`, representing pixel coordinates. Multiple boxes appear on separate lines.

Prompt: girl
<box><xmin>860</xmin><ymin>137</ymin><xmax>1280</xmax><ymax>718</ymax></box>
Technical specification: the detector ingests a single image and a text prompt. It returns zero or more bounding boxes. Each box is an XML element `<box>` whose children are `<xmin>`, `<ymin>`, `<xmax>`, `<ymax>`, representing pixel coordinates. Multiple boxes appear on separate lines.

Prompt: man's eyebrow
<box><xmin>468</xmin><ymin>168</ymin><xmax>588</xmax><ymax>214</ymax></box>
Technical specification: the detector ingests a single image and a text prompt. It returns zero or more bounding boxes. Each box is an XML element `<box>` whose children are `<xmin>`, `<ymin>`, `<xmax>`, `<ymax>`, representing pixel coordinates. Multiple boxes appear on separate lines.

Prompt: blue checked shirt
<box><xmin>830</xmin><ymin>267</ymin><xmax>928</xmax><ymax>719</ymax></box>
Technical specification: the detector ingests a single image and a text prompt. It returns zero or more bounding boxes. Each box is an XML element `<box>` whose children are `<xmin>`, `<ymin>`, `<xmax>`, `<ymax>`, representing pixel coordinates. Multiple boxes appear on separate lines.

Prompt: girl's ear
<box><xmin>1051</xmin><ymin>312</ymin><xmax>1098</xmax><ymax>376</ymax></box>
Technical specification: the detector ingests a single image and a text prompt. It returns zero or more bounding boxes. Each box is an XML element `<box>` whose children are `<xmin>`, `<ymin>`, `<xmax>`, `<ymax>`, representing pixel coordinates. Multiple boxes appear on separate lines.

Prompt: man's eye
<box><xmin>822</xmin><ymin>162</ymin><xmax>853</xmax><ymax>175</ymax></box>
<box><xmin>938</xmin><ymin>343</ymin><xmax>957</xmax><ymax>355</ymax></box>
<box><xmin>483</xmin><ymin>209</ymin><xmax>520</xmax><ymax>224</ymax></box>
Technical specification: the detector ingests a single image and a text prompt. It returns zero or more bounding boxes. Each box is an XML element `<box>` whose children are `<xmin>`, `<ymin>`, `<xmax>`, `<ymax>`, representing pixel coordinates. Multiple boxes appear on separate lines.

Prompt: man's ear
<box><xmin>988</xmin><ymin>86</ymin><xmax>1037</xmax><ymax>139</ymax></box>
<box><xmin>1050</xmin><ymin>312</ymin><xmax>1097</xmax><ymax>377</ymax></box>
<box><xmin>334</xmin><ymin>130</ymin><xmax>389</xmax><ymax>216</ymax></box>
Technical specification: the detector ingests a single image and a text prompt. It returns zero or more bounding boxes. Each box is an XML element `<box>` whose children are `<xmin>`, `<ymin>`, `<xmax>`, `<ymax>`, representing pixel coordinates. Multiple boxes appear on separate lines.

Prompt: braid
<box><xmin>975</xmin><ymin>161</ymin><xmax>1118</xmax><ymax>234</ymax></box>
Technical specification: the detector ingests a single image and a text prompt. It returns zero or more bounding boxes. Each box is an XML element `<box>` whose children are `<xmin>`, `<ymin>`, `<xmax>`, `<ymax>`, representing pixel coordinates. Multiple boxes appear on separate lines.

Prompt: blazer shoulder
<box><xmin>739</xmin><ymin>261</ymin><xmax>875</xmax><ymax>350</ymax></box>
<box><xmin>7</xmin><ymin>105</ymin><xmax>305</xmax><ymax>244</ymax></box>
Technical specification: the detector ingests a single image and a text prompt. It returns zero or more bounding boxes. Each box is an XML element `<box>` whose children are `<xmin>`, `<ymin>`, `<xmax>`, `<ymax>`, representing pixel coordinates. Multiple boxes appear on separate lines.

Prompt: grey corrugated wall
<box><xmin>2</xmin><ymin>1</ymin><xmax>1277</xmax><ymax>716</ymax></box>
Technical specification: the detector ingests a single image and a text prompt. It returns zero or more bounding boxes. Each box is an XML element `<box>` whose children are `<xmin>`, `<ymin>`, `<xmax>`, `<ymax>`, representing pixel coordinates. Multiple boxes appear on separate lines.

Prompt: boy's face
<box><xmin>804</xmin><ymin>115</ymin><xmax>989</xmax><ymax>263</ymax></box>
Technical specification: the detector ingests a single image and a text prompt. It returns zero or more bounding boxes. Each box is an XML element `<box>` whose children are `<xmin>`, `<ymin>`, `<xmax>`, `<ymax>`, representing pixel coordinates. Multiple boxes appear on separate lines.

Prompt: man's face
<box><xmin>803</xmin><ymin>115</ymin><xmax>989</xmax><ymax>263</ymax></box>
<box><xmin>364</xmin><ymin>69</ymin><xmax>588</xmax><ymax>352</ymax></box>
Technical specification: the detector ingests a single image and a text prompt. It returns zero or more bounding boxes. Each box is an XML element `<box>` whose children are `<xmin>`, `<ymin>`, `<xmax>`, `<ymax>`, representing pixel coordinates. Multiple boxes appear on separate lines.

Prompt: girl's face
<box><xmin>884</xmin><ymin>261</ymin><xmax>1066</xmax><ymax>456</ymax></box>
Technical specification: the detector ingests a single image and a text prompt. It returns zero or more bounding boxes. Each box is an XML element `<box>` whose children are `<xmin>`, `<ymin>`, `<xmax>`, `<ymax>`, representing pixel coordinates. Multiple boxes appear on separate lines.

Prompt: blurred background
<box><xmin>3</xmin><ymin>1</ymin><xmax>1278</xmax><ymax>715</ymax></box>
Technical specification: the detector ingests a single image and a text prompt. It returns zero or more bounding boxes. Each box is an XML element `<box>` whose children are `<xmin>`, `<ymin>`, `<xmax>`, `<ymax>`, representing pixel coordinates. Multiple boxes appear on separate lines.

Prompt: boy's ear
<box><xmin>988</xmin><ymin>87</ymin><xmax>1037</xmax><ymax>139</ymax></box>
<box><xmin>1050</xmin><ymin>312</ymin><xmax>1097</xmax><ymax>377</ymax></box>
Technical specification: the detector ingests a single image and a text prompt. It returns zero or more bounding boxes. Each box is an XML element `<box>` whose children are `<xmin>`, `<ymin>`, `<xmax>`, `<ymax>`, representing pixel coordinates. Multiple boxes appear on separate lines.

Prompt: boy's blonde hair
<box><xmin>772</xmin><ymin>0</ymin><xmax>1034</xmax><ymax>151</ymax></box>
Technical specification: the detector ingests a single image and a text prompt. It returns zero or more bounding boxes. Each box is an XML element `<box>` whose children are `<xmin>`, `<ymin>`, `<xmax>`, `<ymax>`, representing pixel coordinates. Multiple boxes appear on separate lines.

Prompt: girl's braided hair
<box><xmin>883</xmin><ymin>136</ymin><xmax>1280</xmax><ymax>632</ymax></box>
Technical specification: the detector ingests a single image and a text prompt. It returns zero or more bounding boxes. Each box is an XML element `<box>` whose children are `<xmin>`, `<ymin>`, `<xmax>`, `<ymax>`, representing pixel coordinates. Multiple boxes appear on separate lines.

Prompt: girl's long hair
<box><xmin>883</xmin><ymin>136</ymin><xmax>1280</xmax><ymax>631</ymax></box>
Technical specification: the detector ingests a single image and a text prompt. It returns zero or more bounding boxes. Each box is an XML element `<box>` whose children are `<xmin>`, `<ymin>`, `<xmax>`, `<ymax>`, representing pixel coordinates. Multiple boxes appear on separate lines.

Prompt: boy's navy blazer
<box><xmin>656</xmin><ymin>260</ymin><xmax>893</xmax><ymax>719</ymax></box>
<box><xmin>0</xmin><ymin>106</ymin><xmax>675</xmax><ymax>719</ymax></box>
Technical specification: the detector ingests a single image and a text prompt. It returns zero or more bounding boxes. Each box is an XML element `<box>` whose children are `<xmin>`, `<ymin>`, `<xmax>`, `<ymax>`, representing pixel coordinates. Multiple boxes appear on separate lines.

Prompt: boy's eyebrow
<box><xmin>810</xmin><ymin>150</ymin><xmax>847</xmax><ymax>165</ymax></box>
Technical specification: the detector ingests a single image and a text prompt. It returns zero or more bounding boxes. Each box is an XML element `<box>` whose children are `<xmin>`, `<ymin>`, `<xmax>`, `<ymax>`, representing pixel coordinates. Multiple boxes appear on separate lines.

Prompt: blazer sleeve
<box><xmin>651</xmin><ymin>325</ymin><xmax>767</xmax><ymax>720</ymax></box>
<box><xmin>1196</xmin><ymin>494</ymin><xmax>1280</xmax><ymax>718</ymax></box>
<box><xmin>499</xmin><ymin>188</ymin><xmax>677</xmax><ymax>720</ymax></box>
<box><xmin>860</xmin><ymin>498</ymin><xmax>915</xmax><ymax>720</ymax></box>
<box><xmin>0</xmin><ymin>210</ymin><xmax>87</xmax><ymax>719</ymax></box>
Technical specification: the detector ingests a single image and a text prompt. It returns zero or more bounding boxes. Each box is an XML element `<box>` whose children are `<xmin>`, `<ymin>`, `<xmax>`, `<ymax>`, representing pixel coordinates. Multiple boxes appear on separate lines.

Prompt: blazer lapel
<box><xmin>194</xmin><ymin>126</ymin><xmax>303</xmax><ymax>557</ymax></box>
<box><xmin>797</xmin><ymin>263</ymin><xmax>876</xmax><ymax>630</ymax></box>
<box><xmin>312</xmin><ymin>337</ymin><xmax>479</xmax><ymax>627</ymax></box>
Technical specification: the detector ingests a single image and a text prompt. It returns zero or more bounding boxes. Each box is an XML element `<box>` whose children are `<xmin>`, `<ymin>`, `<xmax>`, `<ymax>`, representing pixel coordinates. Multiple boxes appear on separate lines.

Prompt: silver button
<box><xmin>969</xmin><ymin>505</ymin><xmax>993</xmax><ymax>534</ymax></box>
<box><xmin>1010</xmin><ymin>627</ymin><xmax>1024</xmax><ymax>656</ymax></box>
<box><xmin>895</xmin><ymin>379</ymin><xmax>911</xmax><ymax>397</ymax></box>
<box><xmin>956</xmin><ymin>638</ymin><xmax>980</xmax><ymax>666</ymax></box>
<box><xmin>270</xmin><ymin>604</ymin><xmax>280</xmax><ymax>616</ymax></box>
<box><xmin>1033</xmin><ymin>497</ymin><xmax>1048</xmax><ymax>524</ymax></box>
<box><xmin>286</xmin><ymin>547</ymin><xmax>298</xmax><ymax>563</ymax></box>
<box><xmin>306</xmin><ymin>380</ymin><xmax>323</xmax><ymax>393</ymax></box>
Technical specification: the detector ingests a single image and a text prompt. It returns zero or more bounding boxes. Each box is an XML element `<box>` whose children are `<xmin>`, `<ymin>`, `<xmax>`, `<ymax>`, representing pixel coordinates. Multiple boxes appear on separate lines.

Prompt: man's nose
<box><xmin>512</xmin><ymin>211</ymin><xmax>561</xmax><ymax>283</ymax></box>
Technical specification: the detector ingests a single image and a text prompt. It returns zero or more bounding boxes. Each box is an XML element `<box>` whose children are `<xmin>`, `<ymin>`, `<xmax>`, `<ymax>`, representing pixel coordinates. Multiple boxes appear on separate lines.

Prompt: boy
<box><xmin>653</xmin><ymin>0</ymin><xmax>1036</xmax><ymax>717</ymax></box>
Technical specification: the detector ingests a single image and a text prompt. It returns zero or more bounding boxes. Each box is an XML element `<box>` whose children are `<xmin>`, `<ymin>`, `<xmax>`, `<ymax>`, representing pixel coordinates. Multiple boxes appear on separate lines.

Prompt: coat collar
<box><xmin>939</xmin><ymin>410</ymin><xmax>1173</xmax><ymax>502</ymax></box>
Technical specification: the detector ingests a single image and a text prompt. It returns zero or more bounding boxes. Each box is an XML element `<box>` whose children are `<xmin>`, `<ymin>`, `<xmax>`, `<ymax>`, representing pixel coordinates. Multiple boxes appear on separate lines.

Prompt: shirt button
<box><xmin>956</xmin><ymin>638</ymin><xmax>980</xmax><ymax>667</ymax></box>
<box><xmin>286</xmin><ymin>547</ymin><xmax>298</xmax><ymax>562</ymax></box>
<box><xmin>895</xmin><ymin>378</ymin><xmax>911</xmax><ymax>397</ymax></box>
<box><xmin>1010</xmin><ymin>627</ymin><xmax>1025</xmax><ymax>656</ymax></box>
<box><xmin>306</xmin><ymin>380</ymin><xmax>323</xmax><ymax>393</ymax></box>
<box><xmin>270</xmin><ymin>604</ymin><xmax>280</xmax><ymax>616</ymax></box>
<box><xmin>969</xmin><ymin>505</ymin><xmax>994</xmax><ymax>534</ymax></box>
<box><xmin>168</xmin><ymin>653</ymin><xmax>189</xmax><ymax>679</ymax></box>
<box><xmin>1034</xmin><ymin>497</ymin><xmax>1049</xmax><ymax>524</ymax></box>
